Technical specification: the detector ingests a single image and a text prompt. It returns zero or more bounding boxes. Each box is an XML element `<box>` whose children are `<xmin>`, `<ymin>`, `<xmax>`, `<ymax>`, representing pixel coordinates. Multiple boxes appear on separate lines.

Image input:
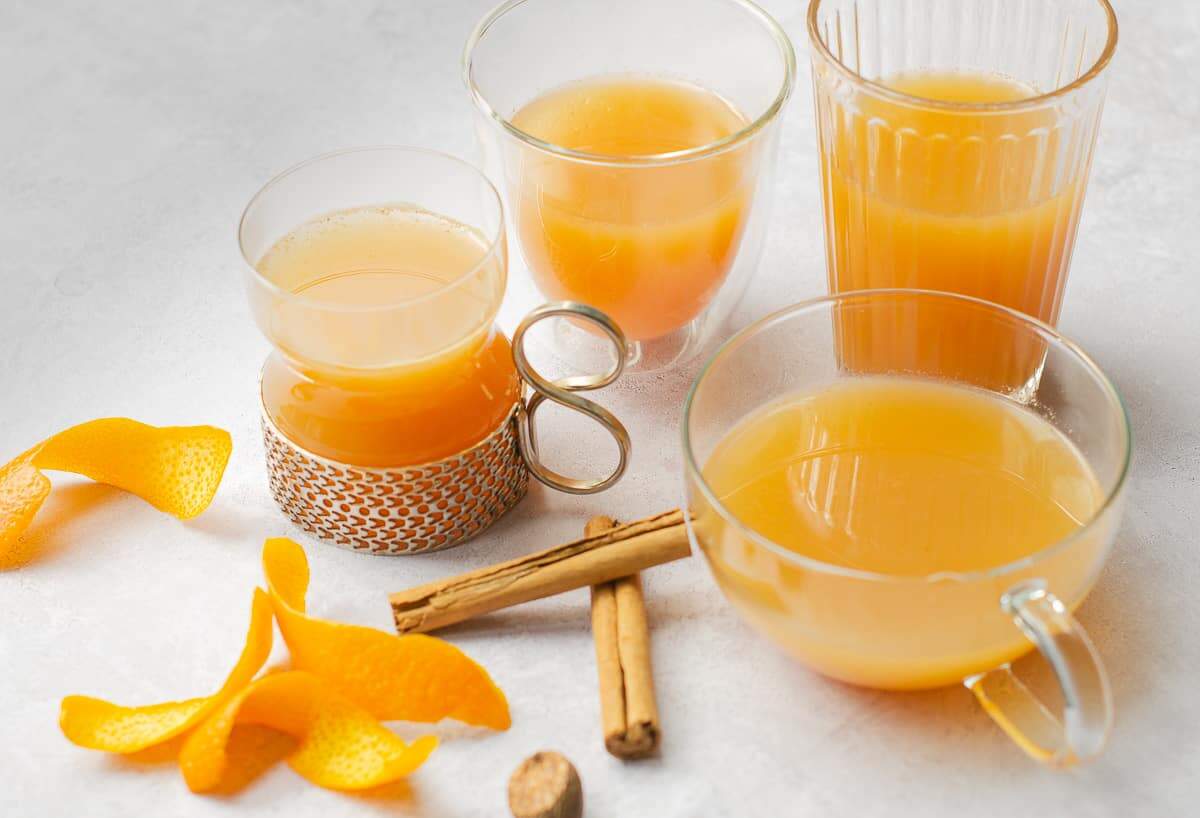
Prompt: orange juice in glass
<box><xmin>466</xmin><ymin>0</ymin><xmax>795</xmax><ymax>372</ymax></box>
<box><xmin>253</xmin><ymin>204</ymin><xmax>520</xmax><ymax>468</ymax></box>
<box><xmin>808</xmin><ymin>0</ymin><xmax>1117</xmax><ymax>389</ymax></box>
<box><xmin>683</xmin><ymin>290</ymin><xmax>1131</xmax><ymax>766</ymax></box>
<box><xmin>241</xmin><ymin>149</ymin><xmax>517</xmax><ymax>468</ymax></box>
<box><xmin>508</xmin><ymin>76</ymin><xmax>752</xmax><ymax>342</ymax></box>
<box><xmin>700</xmin><ymin>374</ymin><xmax>1105</xmax><ymax>690</ymax></box>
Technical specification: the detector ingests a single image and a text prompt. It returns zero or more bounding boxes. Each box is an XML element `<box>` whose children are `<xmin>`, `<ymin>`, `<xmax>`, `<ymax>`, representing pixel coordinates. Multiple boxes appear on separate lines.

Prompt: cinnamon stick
<box><xmin>588</xmin><ymin>517</ymin><xmax>660</xmax><ymax>759</ymax></box>
<box><xmin>390</xmin><ymin>509</ymin><xmax>690</xmax><ymax>634</ymax></box>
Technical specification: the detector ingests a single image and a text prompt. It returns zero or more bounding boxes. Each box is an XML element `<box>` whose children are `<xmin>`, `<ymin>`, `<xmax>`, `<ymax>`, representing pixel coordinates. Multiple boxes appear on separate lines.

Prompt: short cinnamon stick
<box><xmin>588</xmin><ymin>516</ymin><xmax>660</xmax><ymax>759</ymax></box>
<box><xmin>390</xmin><ymin>509</ymin><xmax>690</xmax><ymax>634</ymax></box>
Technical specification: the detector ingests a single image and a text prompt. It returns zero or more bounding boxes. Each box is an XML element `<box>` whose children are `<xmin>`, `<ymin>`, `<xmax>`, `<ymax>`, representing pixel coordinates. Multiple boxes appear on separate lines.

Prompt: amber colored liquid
<box><xmin>696</xmin><ymin>377</ymin><xmax>1106</xmax><ymax>689</ymax></box>
<box><xmin>257</xmin><ymin>206</ymin><xmax>520</xmax><ymax>467</ymax></box>
<box><xmin>511</xmin><ymin>76</ymin><xmax>752</xmax><ymax>341</ymax></box>
<box><xmin>822</xmin><ymin>71</ymin><xmax>1086</xmax><ymax>389</ymax></box>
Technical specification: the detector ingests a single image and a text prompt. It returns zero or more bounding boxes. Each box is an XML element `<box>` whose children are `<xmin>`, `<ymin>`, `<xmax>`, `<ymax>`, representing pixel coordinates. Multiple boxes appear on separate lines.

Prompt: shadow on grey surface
<box><xmin>797</xmin><ymin>669</ymin><xmax>1028</xmax><ymax>776</ymax></box>
<box><xmin>2</xmin><ymin>481</ymin><xmax>123</xmax><ymax>570</ymax></box>
<box><xmin>185</xmin><ymin>499</ymin><xmax>268</xmax><ymax>544</ymax></box>
<box><xmin>347</xmin><ymin>778</ymin><xmax>422</xmax><ymax>815</ymax></box>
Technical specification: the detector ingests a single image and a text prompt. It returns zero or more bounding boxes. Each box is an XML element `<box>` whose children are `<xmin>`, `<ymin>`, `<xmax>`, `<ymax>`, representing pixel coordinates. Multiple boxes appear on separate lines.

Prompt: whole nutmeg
<box><xmin>507</xmin><ymin>750</ymin><xmax>583</xmax><ymax>818</ymax></box>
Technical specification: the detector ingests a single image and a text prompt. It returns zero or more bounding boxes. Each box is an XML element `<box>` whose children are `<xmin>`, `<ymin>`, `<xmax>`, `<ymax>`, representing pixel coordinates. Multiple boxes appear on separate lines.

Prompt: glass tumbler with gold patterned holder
<box><xmin>239</xmin><ymin>147</ymin><xmax>629</xmax><ymax>554</ymax></box>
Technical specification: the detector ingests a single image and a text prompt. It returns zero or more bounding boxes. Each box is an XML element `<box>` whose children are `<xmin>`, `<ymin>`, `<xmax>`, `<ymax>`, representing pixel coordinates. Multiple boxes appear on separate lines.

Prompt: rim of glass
<box><xmin>463</xmin><ymin>0</ymin><xmax>797</xmax><ymax>167</ymax></box>
<box><xmin>681</xmin><ymin>288</ymin><xmax>1132</xmax><ymax>585</ymax></box>
<box><xmin>238</xmin><ymin>146</ymin><xmax>506</xmax><ymax>315</ymax></box>
<box><xmin>806</xmin><ymin>0</ymin><xmax>1118</xmax><ymax>113</ymax></box>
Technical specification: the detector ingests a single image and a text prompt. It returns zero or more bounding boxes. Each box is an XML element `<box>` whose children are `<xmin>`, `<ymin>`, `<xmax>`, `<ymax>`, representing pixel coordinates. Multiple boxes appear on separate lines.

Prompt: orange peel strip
<box><xmin>179</xmin><ymin>670</ymin><xmax>438</xmax><ymax>793</ymax></box>
<box><xmin>1</xmin><ymin>418</ymin><xmax>232</xmax><ymax>561</ymax></box>
<box><xmin>262</xmin><ymin>538</ymin><xmax>511</xmax><ymax>730</ymax></box>
<box><xmin>0</xmin><ymin>460</ymin><xmax>52</xmax><ymax>556</ymax></box>
<box><xmin>60</xmin><ymin>588</ymin><xmax>274</xmax><ymax>753</ymax></box>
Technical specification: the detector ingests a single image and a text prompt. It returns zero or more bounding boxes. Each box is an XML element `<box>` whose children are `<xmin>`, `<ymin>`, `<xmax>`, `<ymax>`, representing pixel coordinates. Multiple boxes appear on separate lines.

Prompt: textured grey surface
<box><xmin>1</xmin><ymin>1</ymin><xmax>1197</xmax><ymax>815</ymax></box>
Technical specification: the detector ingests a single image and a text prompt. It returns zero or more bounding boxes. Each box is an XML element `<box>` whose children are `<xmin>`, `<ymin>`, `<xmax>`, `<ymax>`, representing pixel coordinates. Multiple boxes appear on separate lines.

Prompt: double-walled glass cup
<box><xmin>465</xmin><ymin>0</ymin><xmax>796</xmax><ymax>373</ymax></box>
<box><xmin>808</xmin><ymin>0</ymin><xmax>1117</xmax><ymax>385</ymax></box>
<box><xmin>240</xmin><ymin>148</ymin><xmax>629</xmax><ymax>554</ymax></box>
<box><xmin>683</xmin><ymin>290</ymin><xmax>1130</xmax><ymax>766</ymax></box>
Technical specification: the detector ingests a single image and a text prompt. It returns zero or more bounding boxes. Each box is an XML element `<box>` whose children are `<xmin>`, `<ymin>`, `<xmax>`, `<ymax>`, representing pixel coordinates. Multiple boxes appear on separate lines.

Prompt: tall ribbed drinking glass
<box><xmin>808</xmin><ymin>0</ymin><xmax>1117</xmax><ymax>389</ymax></box>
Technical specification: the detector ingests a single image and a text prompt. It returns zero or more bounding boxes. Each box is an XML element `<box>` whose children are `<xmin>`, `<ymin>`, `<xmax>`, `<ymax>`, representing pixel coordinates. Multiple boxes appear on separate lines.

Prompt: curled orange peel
<box><xmin>1</xmin><ymin>418</ymin><xmax>232</xmax><ymax>562</ymax></box>
<box><xmin>179</xmin><ymin>671</ymin><xmax>438</xmax><ymax>793</ymax></box>
<box><xmin>262</xmin><ymin>537</ymin><xmax>511</xmax><ymax>730</ymax></box>
<box><xmin>59</xmin><ymin>589</ymin><xmax>274</xmax><ymax>753</ymax></box>
<box><xmin>58</xmin><ymin>540</ymin><xmax>509</xmax><ymax>793</ymax></box>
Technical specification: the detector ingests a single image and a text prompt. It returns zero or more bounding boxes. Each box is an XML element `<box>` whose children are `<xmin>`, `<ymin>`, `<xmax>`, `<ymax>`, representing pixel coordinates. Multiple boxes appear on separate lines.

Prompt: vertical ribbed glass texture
<box><xmin>809</xmin><ymin>0</ymin><xmax>1117</xmax><ymax>331</ymax></box>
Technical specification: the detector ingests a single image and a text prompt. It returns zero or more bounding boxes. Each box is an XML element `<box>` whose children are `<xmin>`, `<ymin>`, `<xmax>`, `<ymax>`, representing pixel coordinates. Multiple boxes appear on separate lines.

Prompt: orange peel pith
<box><xmin>262</xmin><ymin>537</ymin><xmax>511</xmax><ymax>730</ymax></box>
<box><xmin>179</xmin><ymin>671</ymin><xmax>438</xmax><ymax>793</ymax></box>
<box><xmin>0</xmin><ymin>460</ymin><xmax>52</xmax><ymax>557</ymax></box>
<box><xmin>60</xmin><ymin>589</ymin><xmax>273</xmax><ymax>753</ymax></box>
<box><xmin>1</xmin><ymin>418</ymin><xmax>232</xmax><ymax>562</ymax></box>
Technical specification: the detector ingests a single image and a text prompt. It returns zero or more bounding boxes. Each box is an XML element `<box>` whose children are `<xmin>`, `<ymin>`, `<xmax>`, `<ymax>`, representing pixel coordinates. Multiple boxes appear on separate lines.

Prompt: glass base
<box><xmin>532</xmin><ymin>313</ymin><xmax>708</xmax><ymax>378</ymax></box>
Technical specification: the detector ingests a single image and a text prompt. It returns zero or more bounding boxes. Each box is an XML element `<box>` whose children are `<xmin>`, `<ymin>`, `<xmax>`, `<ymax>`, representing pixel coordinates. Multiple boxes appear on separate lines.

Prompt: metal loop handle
<box><xmin>965</xmin><ymin>579</ymin><xmax>1113</xmax><ymax>767</ymax></box>
<box><xmin>511</xmin><ymin>301</ymin><xmax>631</xmax><ymax>495</ymax></box>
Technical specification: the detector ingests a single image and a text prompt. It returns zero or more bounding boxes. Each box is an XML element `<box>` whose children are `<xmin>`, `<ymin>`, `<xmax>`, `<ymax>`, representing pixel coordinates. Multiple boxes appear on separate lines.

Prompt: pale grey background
<box><xmin>1</xmin><ymin>1</ymin><xmax>1196</xmax><ymax>816</ymax></box>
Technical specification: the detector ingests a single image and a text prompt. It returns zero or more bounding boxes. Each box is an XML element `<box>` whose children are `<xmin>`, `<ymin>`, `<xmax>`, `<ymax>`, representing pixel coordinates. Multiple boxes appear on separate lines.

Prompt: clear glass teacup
<box><xmin>683</xmin><ymin>290</ymin><xmax>1130</xmax><ymax>766</ymax></box>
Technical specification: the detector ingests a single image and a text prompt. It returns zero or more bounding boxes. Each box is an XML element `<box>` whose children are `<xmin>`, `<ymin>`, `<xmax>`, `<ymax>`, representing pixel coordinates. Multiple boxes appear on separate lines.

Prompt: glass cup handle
<box><xmin>511</xmin><ymin>301</ymin><xmax>631</xmax><ymax>495</ymax></box>
<box><xmin>965</xmin><ymin>579</ymin><xmax>1113</xmax><ymax>767</ymax></box>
